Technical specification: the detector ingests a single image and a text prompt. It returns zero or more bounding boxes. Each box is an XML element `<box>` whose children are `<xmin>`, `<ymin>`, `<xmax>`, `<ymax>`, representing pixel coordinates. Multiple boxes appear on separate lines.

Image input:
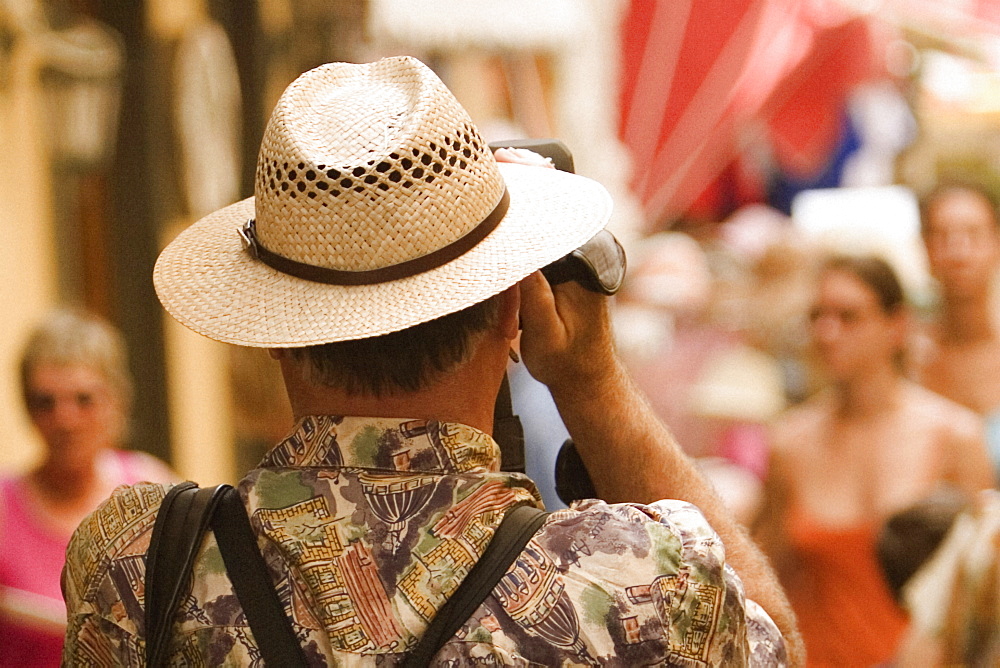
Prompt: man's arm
<box><xmin>518</xmin><ymin>270</ymin><xmax>805</xmax><ymax>666</ymax></box>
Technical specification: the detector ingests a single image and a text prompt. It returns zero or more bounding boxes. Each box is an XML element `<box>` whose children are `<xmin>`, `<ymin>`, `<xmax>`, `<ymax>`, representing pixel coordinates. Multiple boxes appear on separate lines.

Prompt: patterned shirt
<box><xmin>62</xmin><ymin>416</ymin><xmax>787</xmax><ymax>666</ymax></box>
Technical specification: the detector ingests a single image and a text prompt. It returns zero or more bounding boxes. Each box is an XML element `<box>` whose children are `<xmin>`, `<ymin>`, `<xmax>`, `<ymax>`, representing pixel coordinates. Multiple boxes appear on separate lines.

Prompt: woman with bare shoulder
<box><xmin>753</xmin><ymin>255</ymin><xmax>993</xmax><ymax>667</ymax></box>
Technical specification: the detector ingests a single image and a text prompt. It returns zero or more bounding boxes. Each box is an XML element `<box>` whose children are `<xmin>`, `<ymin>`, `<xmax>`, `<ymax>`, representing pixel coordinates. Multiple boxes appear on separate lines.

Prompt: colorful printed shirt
<box><xmin>62</xmin><ymin>416</ymin><xmax>787</xmax><ymax>666</ymax></box>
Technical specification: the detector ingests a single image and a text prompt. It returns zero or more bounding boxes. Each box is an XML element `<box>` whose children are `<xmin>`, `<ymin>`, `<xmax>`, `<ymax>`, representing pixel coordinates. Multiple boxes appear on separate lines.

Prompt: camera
<box><xmin>489</xmin><ymin>139</ymin><xmax>626</xmax><ymax>296</ymax></box>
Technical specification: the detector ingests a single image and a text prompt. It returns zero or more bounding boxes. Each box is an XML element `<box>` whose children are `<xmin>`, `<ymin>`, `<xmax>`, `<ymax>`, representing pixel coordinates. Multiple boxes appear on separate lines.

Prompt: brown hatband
<box><xmin>239</xmin><ymin>188</ymin><xmax>510</xmax><ymax>286</ymax></box>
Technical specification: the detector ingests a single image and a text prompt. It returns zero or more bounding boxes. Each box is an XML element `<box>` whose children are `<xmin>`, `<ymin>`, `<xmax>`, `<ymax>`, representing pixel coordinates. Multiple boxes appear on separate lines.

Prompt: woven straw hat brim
<box><xmin>153</xmin><ymin>162</ymin><xmax>613</xmax><ymax>347</ymax></box>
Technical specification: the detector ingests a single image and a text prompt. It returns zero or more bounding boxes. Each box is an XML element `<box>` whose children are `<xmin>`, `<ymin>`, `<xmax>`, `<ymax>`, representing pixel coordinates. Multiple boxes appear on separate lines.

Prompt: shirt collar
<box><xmin>258</xmin><ymin>415</ymin><xmax>502</xmax><ymax>474</ymax></box>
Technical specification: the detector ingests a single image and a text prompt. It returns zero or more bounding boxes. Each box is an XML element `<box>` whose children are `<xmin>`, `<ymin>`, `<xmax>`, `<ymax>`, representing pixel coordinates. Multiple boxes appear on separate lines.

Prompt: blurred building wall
<box><xmin>0</xmin><ymin>14</ymin><xmax>59</xmax><ymax>473</ymax></box>
<box><xmin>147</xmin><ymin>0</ymin><xmax>236</xmax><ymax>484</ymax></box>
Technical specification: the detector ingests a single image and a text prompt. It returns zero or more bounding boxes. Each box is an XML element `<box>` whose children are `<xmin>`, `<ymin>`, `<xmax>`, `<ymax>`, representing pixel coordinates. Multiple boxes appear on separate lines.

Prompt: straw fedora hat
<box><xmin>154</xmin><ymin>56</ymin><xmax>613</xmax><ymax>347</ymax></box>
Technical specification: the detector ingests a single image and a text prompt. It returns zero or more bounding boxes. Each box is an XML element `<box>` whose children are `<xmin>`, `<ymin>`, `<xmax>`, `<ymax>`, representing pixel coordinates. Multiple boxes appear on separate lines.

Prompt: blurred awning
<box><xmin>369</xmin><ymin>0</ymin><xmax>587</xmax><ymax>50</ymax></box>
<box><xmin>619</xmin><ymin>0</ymin><xmax>881</xmax><ymax>226</ymax></box>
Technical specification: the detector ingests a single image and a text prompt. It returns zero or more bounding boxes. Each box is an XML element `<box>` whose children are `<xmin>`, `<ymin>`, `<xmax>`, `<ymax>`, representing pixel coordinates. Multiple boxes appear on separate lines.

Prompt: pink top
<box><xmin>0</xmin><ymin>451</ymin><xmax>154</xmax><ymax>667</ymax></box>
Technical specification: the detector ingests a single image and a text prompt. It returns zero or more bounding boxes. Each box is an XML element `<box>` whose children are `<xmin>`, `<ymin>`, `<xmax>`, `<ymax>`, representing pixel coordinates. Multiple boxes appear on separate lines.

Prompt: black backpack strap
<box><xmin>402</xmin><ymin>504</ymin><xmax>550</xmax><ymax>667</ymax></box>
<box><xmin>211</xmin><ymin>485</ymin><xmax>309</xmax><ymax>666</ymax></box>
<box><xmin>145</xmin><ymin>482</ymin><xmax>230</xmax><ymax>667</ymax></box>
<box><xmin>146</xmin><ymin>485</ymin><xmax>545</xmax><ymax>667</ymax></box>
<box><xmin>493</xmin><ymin>373</ymin><xmax>526</xmax><ymax>474</ymax></box>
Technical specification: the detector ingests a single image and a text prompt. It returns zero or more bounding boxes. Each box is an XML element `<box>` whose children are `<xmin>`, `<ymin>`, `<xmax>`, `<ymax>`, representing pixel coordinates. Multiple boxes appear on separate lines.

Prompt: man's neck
<box><xmin>940</xmin><ymin>291</ymin><xmax>998</xmax><ymax>345</ymax></box>
<box><xmin>280</xmin><ymin>346</ymin><xmax>507</xmax><ymax>436</ymax></box>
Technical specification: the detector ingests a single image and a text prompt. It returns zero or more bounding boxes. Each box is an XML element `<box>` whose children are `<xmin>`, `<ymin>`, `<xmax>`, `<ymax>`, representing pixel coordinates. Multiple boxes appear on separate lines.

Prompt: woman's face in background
<box><xmin>809</xmin><ymin>269</ymin><xmax>903</xmax><ymax>382</ymax></box>
<box><xmin>26</xmin><ymin>363</ymin><xmax>124</xmax><ymax>469</ymax></box>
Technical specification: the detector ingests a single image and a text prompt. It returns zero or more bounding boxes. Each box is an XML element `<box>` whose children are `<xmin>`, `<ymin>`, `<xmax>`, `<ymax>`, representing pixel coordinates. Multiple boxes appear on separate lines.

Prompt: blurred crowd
<box><xmin>598</xmin><ymin>181</ymin><xmax>1000</xmax><ymax>665</ymax></box>
<box><xmin>6</xmin><ymin>177</ymin><xmax>1000</xmax><ymax>666</ymax></box>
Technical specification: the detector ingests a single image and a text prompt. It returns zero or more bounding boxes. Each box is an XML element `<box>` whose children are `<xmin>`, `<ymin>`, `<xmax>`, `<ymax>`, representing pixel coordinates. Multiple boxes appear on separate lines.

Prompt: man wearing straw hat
<box><xmin>61</xmin><ymin>57</ymin><xmax>800</xmax><ymax>665</ymax></box>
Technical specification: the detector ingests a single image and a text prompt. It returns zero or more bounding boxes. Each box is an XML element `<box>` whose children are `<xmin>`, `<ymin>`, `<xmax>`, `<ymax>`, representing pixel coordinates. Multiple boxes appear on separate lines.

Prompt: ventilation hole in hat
<box><xmin>317</xmin><ymin>163</ymin><xmax>326</xmax><ymax>170</ymax></box>
<box><xmin>375</xmin><ymin>161</ymin><xmax>391</xmax><ymax>173</ymax></box>
<box><xmin>307</xmin><ymin>191</ymin><xmax>316</xmax><ymax>199</ymax></box>
<box><xmin>389</xmin><ymin>152</ymin><xmax>400</xmax><ymax>160</ymax></box>
<box><xmin>429</xmin><ymin>141</ymin><xmax>437</xmax><ymax>150</ymax></box>
<box><xmin>276</xmin><ymin>169</ymin><xmax>284</xmax><ymax>180</ymax></box>
<box><xmin>420</xmin><ymin>154</ymin><xmax>432</xmax><ymax>166</ymax></box>
<box><xmin>425</xmin><ymin>174</ymin><xmax>435</xmax><ymax>183</ymax></box>
<box><xmin>389</xmin><ymin>171</ymin><xmax>402</xmax><ymax>183</ymax></box>
<box><xmin>411</xmin><ymin>148</ymin><xmax>420</xmax><ymax>157</ymax></box>
<box><xmin>352</xmin><ymin>167</ymin><xmax>365</xmax><ymax>177</ymax></box>
<box><xmin>438</xmin><ymin>147</ymin><xmax>447</xmax><ymax>160</ymax></box>
<box><xmin>289</xmin><ymin>190</ymin><xmax>297</xmax><ymax>199</ymax></box>
<box><xmin>296</xmin><ymin>181</ymin><xmax>306</xmax><ymax>192</ymax></box>
<box><xmin>459</xmin><ymin>160</ymin><xmax>467</xmax><ymax>170</ymax></box>
<box><xmin>326</xmin><ymin>169</ymin><xmax>340</xmax><ymax>180</ymax></box>
<box><xmin>412</xmin><ymin>167</ymin><xmax>424</xmax><ymax>179</ymax></box>
<box><xmin>331</xmin><ymin>190</ymin><xmax>340</xmax><ymax>197</ymax></box>
<box><xmin>401</xmin><ymin>158</ymin><xmax>413</xmax><ymax>170</ymax></box>
<box><xmin>282</xmin><ymin>162</ymin><xmax>289</xmax><ymax>169</ymax></box>
<box><xmin>306</xmin><ymin>170</ymin><xmax>316</xmax><ymax>180</ymax></box>
<box><xmin>463</xmin><ymin>132</ymin><xmax>471</xmax><ymax>143</ymax></box>
<box><xmin>340</xmin><ymin>178</ymin><xmax>352</xmax><ymax>188</ymax></box>
<box><xmin>316</xmin><ymin>181</ymin><xmax>328</xmax><ymax>190</ymax></box>
<box><xmin>443</xmin><ymin>169</ymin><xmax>452</xmax><ymax>177</ymax></box>
<box><xmin>462</xmin><ymin>148</ymin><xmax>472</xmax><ymax>158</ymax></box>
<box><xmin>448</xmin><ymin>156</ymin><xmax>457</xmax><ymax>166</ymax></box>
<box><xmin>288</xmin><ymin>170</ymin><xmax>297</xmax><ymax>180</ymax></box>
<box><xmin>432</xmin><ymin>162</ymin><xmax>443</xmax><ymax>173</ymax></box>
<box><xmin>378</xmin><ymin>183</ymin><xmax>389</xmax><ymax>191</ymax></box>
<box><xmin>296</xmin><ymin>162</ymin><xmax>304</xmax><ymax>170</ymax></box>
<box><xmin>471</xmin><ymin>140</ymin><xmax>481</xmax><ymax>151</ymax></box>
<box><xmin>364</xmin><ymin>175</ymin><xmax>378</xmax><ymax>184</ymax></box>
<box><xmin>281</xmin><ymin>182</ymin><xmax>289</xmax><ymax>192</ymax></box>
<box><xmin>403</xmin><ymin>180</ymin><xmax>413</xmax><ymax>188</ymax></box>
<box><xmin>269</xmin><ymin>178</ymin><xmax>276</xmax><ymax>189</ymax></box>
<box><xmin>353</xmin><ymin>186</ymin><xmax>364</xmax><ymax>193</ymax></box>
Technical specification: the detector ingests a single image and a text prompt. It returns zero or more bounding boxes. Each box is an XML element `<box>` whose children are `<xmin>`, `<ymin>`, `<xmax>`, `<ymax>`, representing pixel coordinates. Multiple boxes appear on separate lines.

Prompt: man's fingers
<box><xmin>519</xmin><ymin>271</ymin><xmax>562</xmax><ymax>342</ymax></box>
<box><xmin>493</xmin><ymin>147</ymin><xmax>556</xmax><ymax>169</ymax></box>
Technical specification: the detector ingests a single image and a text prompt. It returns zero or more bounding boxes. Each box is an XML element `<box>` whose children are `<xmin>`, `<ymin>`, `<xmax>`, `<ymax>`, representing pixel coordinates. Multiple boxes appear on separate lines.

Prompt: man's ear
<box><xmin>498</xmin><ymin>285</ymin><xmax>521</xmax><ymax>342</ymax></box>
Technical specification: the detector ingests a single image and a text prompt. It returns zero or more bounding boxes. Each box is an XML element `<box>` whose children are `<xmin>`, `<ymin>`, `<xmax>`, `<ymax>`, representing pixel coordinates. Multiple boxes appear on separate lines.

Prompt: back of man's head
<box><xmin>152</xmin><ymin>56</ymin><xmax>612</xmax><ymax>373</ymax></box>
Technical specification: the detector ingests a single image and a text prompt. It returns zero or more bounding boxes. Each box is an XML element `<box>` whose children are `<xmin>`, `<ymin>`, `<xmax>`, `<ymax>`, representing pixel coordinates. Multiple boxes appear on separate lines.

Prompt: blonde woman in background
<box><xmin>0</xmin><ymin>308</ymin><xmax>174</xmax><ymax>667</ymax></box>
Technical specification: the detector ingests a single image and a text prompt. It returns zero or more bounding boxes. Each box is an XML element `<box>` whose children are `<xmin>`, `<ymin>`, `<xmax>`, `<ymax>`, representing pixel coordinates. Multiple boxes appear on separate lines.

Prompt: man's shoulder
<box><xmin>920</xmin><ymin>335</ymin><xmax>1000</xmax><ymax>407</ymax></box>
<box><xmin>555</xmin><ymin>497</ymin><xmax>726</xmax><ymax>565</ymax></box>
<box><xmin>63</xmin><ymin>481</ymin><xmax>170</xmax><ymax>606</ymax></box>
<box><xmin>533</xmin><ymin>498</ymin><xmax>778</xmax><ymax>664</ymax></box>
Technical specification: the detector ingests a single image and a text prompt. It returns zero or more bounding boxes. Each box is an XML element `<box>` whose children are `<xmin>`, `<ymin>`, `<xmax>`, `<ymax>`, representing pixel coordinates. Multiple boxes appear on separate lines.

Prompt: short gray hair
<box><xmin>19</xmin><ymin>307</ymin><xmax>133</xmax><ymax>412</ymax></box>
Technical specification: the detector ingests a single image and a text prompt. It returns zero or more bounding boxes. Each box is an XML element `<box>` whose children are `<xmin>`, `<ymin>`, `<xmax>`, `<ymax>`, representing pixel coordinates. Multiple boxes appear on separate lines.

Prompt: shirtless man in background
<box><xmin>919</xmin><ymin>182</ymin><xmax>1000</xmax><ymax>479</ymax></box>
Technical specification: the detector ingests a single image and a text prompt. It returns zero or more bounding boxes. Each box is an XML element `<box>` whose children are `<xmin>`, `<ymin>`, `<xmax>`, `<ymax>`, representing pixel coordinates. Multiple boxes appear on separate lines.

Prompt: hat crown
<box><xmin>253</xmin><ymin>56</ymin><xmax>504</xmax><ymax>272</ymax></box>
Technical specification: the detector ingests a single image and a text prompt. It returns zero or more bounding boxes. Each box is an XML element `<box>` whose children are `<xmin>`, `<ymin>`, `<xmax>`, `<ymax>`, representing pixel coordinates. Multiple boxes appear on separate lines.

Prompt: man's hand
<box><xmin>517</xmin><ymin>271</ymin><xmax>618</xmax><ymax>395</ymax></box>
<box><xmin>494</xmin><ymin>145</ymin><xmax>621</xmax><ymax>394</ymax></box>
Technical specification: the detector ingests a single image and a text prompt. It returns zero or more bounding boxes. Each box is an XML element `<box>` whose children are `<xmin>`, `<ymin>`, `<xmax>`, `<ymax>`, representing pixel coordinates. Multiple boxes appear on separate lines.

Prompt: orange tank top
<box><xmin>785</xmin><ymin>505</ymin><xmax>908</xmax><ymax>667</ymax></box>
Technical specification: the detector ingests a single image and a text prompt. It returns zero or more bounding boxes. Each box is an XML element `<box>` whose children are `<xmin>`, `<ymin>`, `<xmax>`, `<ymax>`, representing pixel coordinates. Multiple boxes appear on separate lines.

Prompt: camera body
<box><xmin>489</xmin><ymin>140</ymin><xmax>626</xmax><ymax>296</ymax></box>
